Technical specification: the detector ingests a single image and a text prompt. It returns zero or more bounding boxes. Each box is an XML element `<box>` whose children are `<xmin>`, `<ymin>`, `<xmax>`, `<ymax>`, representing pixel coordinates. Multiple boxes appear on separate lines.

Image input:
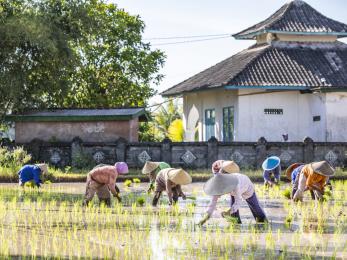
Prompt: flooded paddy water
<box><xmin>0</xmin><ymin>181</ymin><xmax>347</xmax><ymax>259</ymax></box>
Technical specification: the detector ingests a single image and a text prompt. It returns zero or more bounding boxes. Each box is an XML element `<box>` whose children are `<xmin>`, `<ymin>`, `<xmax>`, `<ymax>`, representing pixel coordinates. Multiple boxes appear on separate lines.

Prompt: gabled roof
<box><xmin>161</xmin><ymin>41</ymin><xmax>347</xmax><ymax>96</ymax></box>
<box><xmin>6</xmin><ymin>108</ymin><xmax>147</xmax><ymax>122</ymax></box>
<box><xmin>233</xmin><ymin>0</ymin><xmax>347</xmax><ymax>40</ymax></box>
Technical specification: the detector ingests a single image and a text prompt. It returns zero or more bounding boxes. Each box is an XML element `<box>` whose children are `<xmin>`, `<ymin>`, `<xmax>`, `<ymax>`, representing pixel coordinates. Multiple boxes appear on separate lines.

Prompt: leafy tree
<box><xmin>144</xmin><ymin>99</ymin><xmax>182</xmax><ymax>141</ymax></box>
<box><xmin>0</xmin><ymin>0</ymin><xmax>165</xmax><ymax>118</ymax></box>
<box><xmin>168</xmin><ymin>119</ymin><xmax>184</xmax><ymax>142</ymax></box>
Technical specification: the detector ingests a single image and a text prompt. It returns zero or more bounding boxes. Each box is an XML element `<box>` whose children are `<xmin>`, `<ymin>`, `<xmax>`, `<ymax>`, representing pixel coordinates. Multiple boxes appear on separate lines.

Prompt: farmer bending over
<box><xmin>92</xmin><ymin>164</ymin><xmax>121</xmax><ymax>207</ymax></box>
<box><xmin>83</xmin><ymin>162</ymin><xmax>128</xmax><ymax>206</ymax></box>
<box><xmin>292</xmin><ymin>161</ymin><xmax>334</xmax><ymax>202</ymax></box>
<box><xmin>262</xmin><ymin>156</ymin><xmax>281</xmax><ymax>187</ymax></box>
<box><xmin>198</xmin><ymin>163</ymin><xmax>267</xmax><ymax>225</ymax></box>
<box><xmin>18</xmin><ymin>164</ymin><xmax>48</xmax><ymax>188</ymax></box>
<box><xmin>152</xmin><ymin>168</ymin><xmax>192</xmax><ymax>206</ymax></box>
<box><xmin>142</xmin><ymin>161</ymin><xmax>170</xmax><ymax>193</ymax></box>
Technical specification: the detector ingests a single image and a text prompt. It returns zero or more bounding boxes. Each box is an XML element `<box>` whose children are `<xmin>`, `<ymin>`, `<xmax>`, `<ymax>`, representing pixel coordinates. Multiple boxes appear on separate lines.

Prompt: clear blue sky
<box><xmin>111</xmin><ymin>0</ymin><xmax>347</xmax><ymax>104</ymax></box>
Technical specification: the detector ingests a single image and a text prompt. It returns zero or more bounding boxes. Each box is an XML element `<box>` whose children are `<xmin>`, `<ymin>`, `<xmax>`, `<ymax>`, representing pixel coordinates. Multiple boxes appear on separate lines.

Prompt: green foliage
<box><xmin>145</xmin><ymin>99</ymin><xmax>182</xmax><ymax>141</ymax></box>
<box><xmin>168</xmin><ymin>119</ymin><xmax>184</xmax><ymax>142</ymax></box>
<box><xmin>0</xmin><ymin>146</ymin><xmax>31</xmax><ymax>169</ymax></box>
<box><xmin>124</xmin><ymin>179</ymin><xmax>132</xmax><ymax>187</ymax></box>
<box><xmin>72</xmin><ymin>151</ymin><xmax>94</xmax><ymax>170</ymax></box>
<box><xmin>133</xmin><ymin>178</ymin><xmax>141</xmax><ymax>184</ymax></box>
<box><xmin>136</xmin><ymin>196</ymin><xmax>146</xmax><ymax>206</ymax></box>
<box><xmin>0</xmin><ymin>0</ymin><xmax>165</xmax><ymax>118</ymax></box>
<box><xmin>282</xmin><ymin>187</ymin><xmax>291</xmax><ymax>200</ymax></box>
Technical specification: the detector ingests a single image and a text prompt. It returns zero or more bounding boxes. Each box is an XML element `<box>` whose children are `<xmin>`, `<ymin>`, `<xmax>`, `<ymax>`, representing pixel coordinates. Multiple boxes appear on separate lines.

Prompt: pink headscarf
<box><xmin>115</xmin><ymin>162</ymin><xmax>129</xmax><ymax>174</ymax></box>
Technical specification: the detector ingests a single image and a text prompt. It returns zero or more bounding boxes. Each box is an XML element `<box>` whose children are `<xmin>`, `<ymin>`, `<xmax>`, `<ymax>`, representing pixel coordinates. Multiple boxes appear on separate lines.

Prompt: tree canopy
<box><xmin>0</xmin><ymin>0</ymin><xmax>165</xmax><ymax>117</ymax></box>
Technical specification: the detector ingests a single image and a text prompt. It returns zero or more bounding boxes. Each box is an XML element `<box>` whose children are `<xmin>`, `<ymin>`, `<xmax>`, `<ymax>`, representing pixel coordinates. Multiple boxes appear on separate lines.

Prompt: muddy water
<box><xmin>1</xmin><ymin>182</ymin><xmax>347</xmax><ymax>259</ymax></box>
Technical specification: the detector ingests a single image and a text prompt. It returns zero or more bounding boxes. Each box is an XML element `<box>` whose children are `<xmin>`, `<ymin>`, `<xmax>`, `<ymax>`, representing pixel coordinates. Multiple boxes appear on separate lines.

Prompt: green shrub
<box><xmin>136</xmin><ymin>196</ymin><xmax>146</xmax><ymax>206</ymax></box>
<box><xmin>133</xmin><ymin>178</ymin><xmax>141</xmax><ymax>184</ymax></box>
<box><xmin>124</xmin><ymin>179</ymin><xmax>132</xmax><ymax>187</ymax></box>
<box><xmin>0</xmin><ymin>146</ymin><xmax>31</xmax><ymax>168</ymax></box>
<box><xmin>282</xmin><ymin>188</ymin><xmax>291</xmax><ymax>200</ymax></box>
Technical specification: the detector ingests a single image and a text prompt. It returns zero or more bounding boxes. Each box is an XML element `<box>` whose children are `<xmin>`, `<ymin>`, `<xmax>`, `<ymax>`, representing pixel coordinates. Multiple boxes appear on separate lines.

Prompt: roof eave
<box><xmin>225</xmin><ymin>85</ymin><xmax>309</xmax><ymax>90</ymax></box>
<box><xmin>234</xmin><ymin>29</ymin><xmax>347</xmax><ymax>40</ymax></box>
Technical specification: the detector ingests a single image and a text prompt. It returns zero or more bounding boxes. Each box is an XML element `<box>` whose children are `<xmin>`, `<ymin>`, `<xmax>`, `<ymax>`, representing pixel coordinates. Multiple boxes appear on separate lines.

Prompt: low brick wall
<box><xmin>8</xmin><ymin>136</ymin><xmax>347</xmax><ymax>169</ymax></box>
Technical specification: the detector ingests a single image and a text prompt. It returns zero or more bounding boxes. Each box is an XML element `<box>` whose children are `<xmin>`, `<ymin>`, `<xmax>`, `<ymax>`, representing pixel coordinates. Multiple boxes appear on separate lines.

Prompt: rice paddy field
<box><xmin>0</xmin><ymin>181</ymin><xmax>347</xmax><ymax>259</ymax></box>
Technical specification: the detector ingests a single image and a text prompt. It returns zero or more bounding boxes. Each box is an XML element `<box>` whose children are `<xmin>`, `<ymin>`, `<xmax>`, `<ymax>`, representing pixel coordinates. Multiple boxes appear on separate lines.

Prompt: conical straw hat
<box><xmin>36</xmin><ymin>163</ymin><xmax>48</xmax><ymax>175</ymax></box>
<box><xmin>310</xmin><ymin>161</ymin><xmax>335</xmax><ymax>176</ymax></box>
<box><xmin>203</xmin><ymin>174</ymin><xmax>239</xmax><ymax>196</ymax></box>
<box><xmin>142</xmin><ymin>161</ymin><xmax>160</xmax><ymax>174</ymax></box>
<box><xmin>285</xmin><ymin>163</ymin><xmax>305</xmax><ymax>180</ymax></box>
<box><xmin>221</xmin><ymin>161</ymin><xmax>240</xmax><ymax>174</ymax></box>
<box><xmin>262</xmin><ymin>156</ymin><xmax>280</xmax><ymax>171</ymax></box>
<box><xmin>167</xmin><ymin>168</ymin><xmax>192</xmax><ymax>185</ymax></box>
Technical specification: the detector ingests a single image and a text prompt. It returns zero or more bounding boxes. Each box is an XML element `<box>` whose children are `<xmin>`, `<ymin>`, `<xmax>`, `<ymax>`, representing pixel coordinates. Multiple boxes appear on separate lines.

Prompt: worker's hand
<box><xmin>115</xmin><ymin>194</ymin><xmax>122</xmax><ymax>203</ymax></box>
<box><xmin>181</xmin><ymin>194</ymin><xmax>186</xmax><ymax>200</ymax></box>
<box><xmin>221</xmin><ymin>209</ymin><xmax>231</xmax><ymax>218</ymax></box>
<box><xmin>197</xmin><ymin>214</ymin><xmax>210</xmax><ymax>226</ymax></box>
<box><xmin>310</xmin><ymin>184</ymin><xmax>322</xmax><ymax>192</ymax></box>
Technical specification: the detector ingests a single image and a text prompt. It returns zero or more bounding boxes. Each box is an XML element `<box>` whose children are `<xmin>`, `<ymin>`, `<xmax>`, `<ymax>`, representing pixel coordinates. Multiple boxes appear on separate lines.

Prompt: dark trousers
<box><xmin>230</xmin><ymin>192</ymin><xmax>267</xmax><ymax>224</ymax></box>
<box><xmin>152</xmin><ymin>187</ymin><xmax>180</xmax><ymax>206</ymax></box>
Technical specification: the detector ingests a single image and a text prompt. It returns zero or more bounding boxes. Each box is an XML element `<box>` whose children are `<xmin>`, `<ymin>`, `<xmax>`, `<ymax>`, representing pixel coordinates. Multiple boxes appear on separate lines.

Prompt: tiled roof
<box><xmin>161</xmin><ymin>41</ymin><xmax>347</xmax><ymax>96</ymax></box>
<box><xmin>233</xmin><ymin>0</ymin><xmax>347</xmax><ymax>39</ymax></box>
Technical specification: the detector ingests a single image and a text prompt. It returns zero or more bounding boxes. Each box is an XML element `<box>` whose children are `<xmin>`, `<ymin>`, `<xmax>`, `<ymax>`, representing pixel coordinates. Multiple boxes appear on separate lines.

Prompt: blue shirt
<box><xmin>263</xmin><ymin>165</ymin><xmax>281</xmax><ymax>182</ymax></box>
<box><xmin>18</xmin><ymin>165</ymin><xmax>42</xmax><ymax>187</ymax></box>
<box><xmin>291</xmin><ymin>165</ymin><xmax>305</xmax><ymax>184</ymax></box>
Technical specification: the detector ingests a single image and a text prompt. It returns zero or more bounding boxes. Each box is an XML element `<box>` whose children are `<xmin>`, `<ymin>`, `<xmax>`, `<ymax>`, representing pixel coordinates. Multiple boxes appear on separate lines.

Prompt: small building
<box><xmin>6</xmin><ymin>108</ymin><xmax>147</xmax><ymax>143</ymax></box>
<box><xmin>162</xmin><ymin>0</ymin><xmax>347</xmax><ymax>142</ymax></box>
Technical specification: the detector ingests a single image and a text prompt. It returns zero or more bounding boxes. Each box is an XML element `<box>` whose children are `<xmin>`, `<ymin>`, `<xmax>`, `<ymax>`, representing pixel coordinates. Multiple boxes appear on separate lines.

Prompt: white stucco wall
<box><xmin>325</xmin><ymin>92</ymin><xmax>347</xmax><ymax>142</ymax></box>
<box><xmin>237</xmin><ymin>90</ymin><xmax>327</xmax><ymax>142</ymax></box>
<box><xmin>183</xmin><ymin>90</ymin><xmax>238</xmax><ymax>141</ymax></box>
<box><xmin>183</xmin><ymin>89</ymin><xmax>334</xmax><ymax>142</ymax></box>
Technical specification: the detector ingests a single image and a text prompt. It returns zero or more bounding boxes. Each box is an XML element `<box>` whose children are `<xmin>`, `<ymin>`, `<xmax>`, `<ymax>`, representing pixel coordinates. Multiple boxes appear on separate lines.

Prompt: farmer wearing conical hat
<box><xmin>292</xmin><ymin>161</ymin><xmax>335</xmax><ymax>202</ymax></box>
<box><xmin>83</xmin><ymin>162</ymin><xmax>128</xmax><ymax>206</ymax></box>
<box><xmin>198</xmin><ymin>161</ymin><xmax>267</xmax><ymax>226</ymax></box>
<box><xmin>211</xmin><ymin>160</ymin><xmax>240</xmax><ymax>174</ymax></box>
<box><xmin>285</xmin><ymin>163</ymin><xmax>305</xmax><ymax>199</ymax></box>
<box><xmin>262</xmin><ymin>156</ymin><xmax>281</xmax><ymax>187</ymax></box>
<box><xmin>142</xmin><ymin>161</ymin><xmax>170</xmax><ymax>193</ymax></box>
<box><xmin>152</xmin><ymin>168</ymin><xmax>192</xmax><ymax>206</ymax></box>
<box><xmin>18</xmin><ymin>163</ymin><xmax>48</xmax><ymax>188</ymax></box>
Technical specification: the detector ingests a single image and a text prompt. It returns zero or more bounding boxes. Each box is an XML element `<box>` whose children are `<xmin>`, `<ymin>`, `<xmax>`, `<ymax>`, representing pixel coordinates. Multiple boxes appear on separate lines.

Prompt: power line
<box><xmin>151</xmin><ymin>35</ymin><xmax>232</xmax><ymax>46</ymax></box>
<box><xmin>144</xmin><ymin>33</ymin><xmax>232</xmax><ymax>41</ymax></box>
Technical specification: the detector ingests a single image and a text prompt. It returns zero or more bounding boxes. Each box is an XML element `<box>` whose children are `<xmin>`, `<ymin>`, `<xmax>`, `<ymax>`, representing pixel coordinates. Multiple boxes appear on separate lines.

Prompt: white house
<box><xmin>161</xmin><ymin>0</ymin><xmax>347</xmax><ymax>142</ymax></box>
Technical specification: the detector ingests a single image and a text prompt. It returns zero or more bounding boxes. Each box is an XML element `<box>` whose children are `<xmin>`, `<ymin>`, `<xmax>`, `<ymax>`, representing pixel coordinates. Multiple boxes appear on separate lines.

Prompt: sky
<box><xmin>111</xmin><ymin>0</ymin><xmax>347</xmax><ymax>105</ymax></box>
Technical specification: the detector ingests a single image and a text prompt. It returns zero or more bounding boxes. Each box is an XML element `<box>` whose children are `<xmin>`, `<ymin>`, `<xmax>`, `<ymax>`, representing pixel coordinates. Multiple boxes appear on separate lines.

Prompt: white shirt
<box><xmin>206</xmin><ymin>173</ymin><xmax>255</xmax><ymax>215</ymax></box>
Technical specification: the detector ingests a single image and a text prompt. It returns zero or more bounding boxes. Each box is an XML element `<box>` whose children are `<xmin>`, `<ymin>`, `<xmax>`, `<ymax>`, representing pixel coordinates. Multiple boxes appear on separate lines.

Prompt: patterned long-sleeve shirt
<box><xmin>88</xmin><ymin>166</ymin><xmax>119</xmax><ymax>197</ymax></box>
<box><xmin>206</xmin><ymin>173</ymin><xmax>255</xmax><ymax>215</ymax></box>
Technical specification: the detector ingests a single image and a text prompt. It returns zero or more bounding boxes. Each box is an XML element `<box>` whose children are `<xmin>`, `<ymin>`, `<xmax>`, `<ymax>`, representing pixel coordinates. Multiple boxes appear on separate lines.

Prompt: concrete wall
<box><xmin>256</xmin><ymin>33</ymin><xmax>337</xmax><ymax>44</ymax></box>
<box><xmin>184</xmin><ymin>90</ymin><xmax>238</xmax><ymax>141</ymax></box>
<box><xmin>15</xmin><ymin>119</ymin><xmax>139</xmax><ymax>143</ymax></box>
<box><xmin>183</xmin><ymin>89</ymin><xmax>332</xmax><ymax>142</ymax></box>
<box><xmin>237</xmin><ymin>90</ymin><xmax>327</xmax><ymax>142</ymax></box>
<box><xmin>325</xmin><ymin>93</ymin><xmax>347</xmax><ymax>141</ymax></box>
<box><xmin>13</xmin><ymin>137</ymin><xmax>347</xmax><ymax>169</ymax></box>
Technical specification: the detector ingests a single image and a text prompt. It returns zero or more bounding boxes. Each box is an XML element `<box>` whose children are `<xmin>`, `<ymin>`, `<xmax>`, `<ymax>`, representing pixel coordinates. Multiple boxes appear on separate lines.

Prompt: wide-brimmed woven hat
<box><xmin>142</xmin><ymin>161</ymin><xmax>160</xmax><ymax>174</ymax></box>
<box><xmin>167</xmin><ymin>168</ymin><xmax>192</xmax><ymax>185</ymax></box>
<box><xmin>310</xmin><ymin>161</ymin><xmax>335</xmax><ymax>177</ymax></box>
<box><xmin>262</xmin><ymin>156</ymin><xmax>280</xmax><ymax>171</ymax></box>
<box><xmin>285</xmin><ymin>163</ymin><xmax>305</xmax><ymax>180</ymax></box>
<box><xmin>203</xmin><ymin>174</ymin><xmax>239</xmax><ymax>196</ymax></box>
<box><xmin>36</xmin><ymin>163</ymin><xmax>48</xmax><ymax>175</ymax></box>
<box><xmin>221</xmin><ymin>161</ymin><xmax>240</xmax><ymax>174</ymax></box>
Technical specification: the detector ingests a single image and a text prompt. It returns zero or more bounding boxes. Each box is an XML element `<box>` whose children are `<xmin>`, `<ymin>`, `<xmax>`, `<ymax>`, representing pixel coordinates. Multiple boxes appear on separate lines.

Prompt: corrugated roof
<box><xmin>161</xmin><ymin>41</ymin><xmax>347</xmax><ymax>96</ymax></box>
<box><xmin>6</xmin><ymin>108</ymin><xmax>147</xmax><ymax>122</ymax></box>
<box><xmin>233</xmin><ymin>0</ymin><xmax>347</xmax><ymax>39</ymax></box>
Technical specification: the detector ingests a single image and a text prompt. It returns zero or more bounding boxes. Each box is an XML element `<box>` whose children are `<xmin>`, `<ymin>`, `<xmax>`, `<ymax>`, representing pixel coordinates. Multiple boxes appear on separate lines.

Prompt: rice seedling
<box><xmin>0</xmin><ymin>180</ymin><xmax>346</xmax><ymax>258</ymax></box>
